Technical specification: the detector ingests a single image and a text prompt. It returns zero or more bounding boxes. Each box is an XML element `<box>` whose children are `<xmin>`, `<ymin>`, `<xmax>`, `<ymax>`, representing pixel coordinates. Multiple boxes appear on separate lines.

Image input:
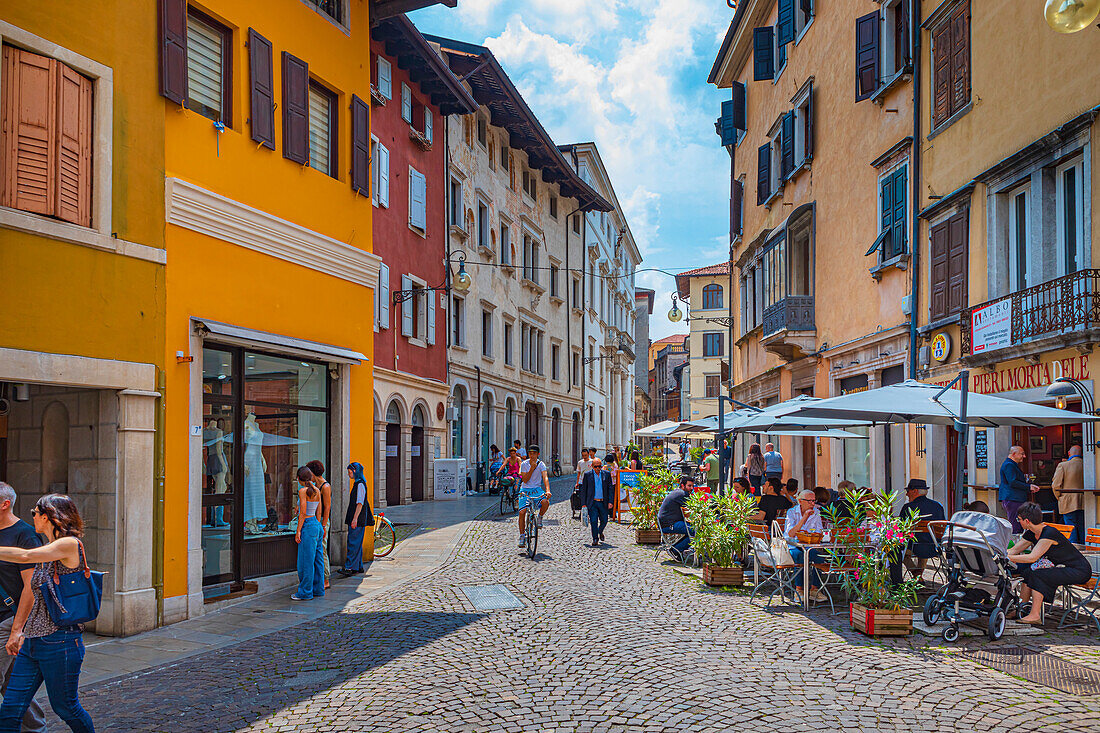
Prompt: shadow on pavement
<box><xmin>57</xmin><ymin>610</ymin><xmax>484</xmax><ymax>732</ymax></box>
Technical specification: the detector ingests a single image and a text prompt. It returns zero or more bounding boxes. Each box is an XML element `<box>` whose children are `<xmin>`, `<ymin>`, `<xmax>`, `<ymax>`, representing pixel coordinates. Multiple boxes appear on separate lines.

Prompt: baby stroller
<box><xmin>924</xmin><ymin>511</ymin><xmax>1020</xmax><ymax>642</ymax></box>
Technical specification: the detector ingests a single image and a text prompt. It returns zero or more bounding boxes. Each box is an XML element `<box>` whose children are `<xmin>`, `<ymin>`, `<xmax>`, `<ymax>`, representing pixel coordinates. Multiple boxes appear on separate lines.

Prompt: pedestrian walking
<box><xmin>580</xmin><ymin>458</ymin><xmax>614</xmax><ymax>547</ymax></box>
<box><xmin>999</xmin><ymin>445</ymin><xmax>1038</xmax><ymax>533</ymax></box>
<box><xmin>746</xmin><ymin>443</ymin><xmax>766</xmax><ymax>492</ymax></box>
<box><xmin>574</xmin><ymin>448</ymin><xmax>592</xmax><ymax>487</ymax></box>
<box><xmin>339</xmin><ymin>462</ymin><xmax>371</xmax><ymax>577</ymax></box>
<box><xmin>0</xmin><ymin>483</ymin><xmax>44</xmax><ymax>733</ymax></box>
<box><xmin>763</xmin><ymin>442</ymin><xmax>783</xmax><ymax>480</ymax></box>
<box><xmin>0</xmin><ymin>494</ymin><xmax>96</xmax><ymax>732</ymax></box>
<box><xmin>291</xmin><ymin>467</ymin><xmax>325</xmax><ymax>601</ymax></box>
<box><xmin>701</xmin><ymin>449</ymin><xmax>720</xmax><ymax>493</ymax></box>
<box><xmin>1052</xmin><ymin>444</ymin><xmax>1085</xmax><ymax>543</ymax></box>
<box><xmin>306</xmin><ymin>460</ymin><xmax>332</xmax><ymax>590</ymax></box>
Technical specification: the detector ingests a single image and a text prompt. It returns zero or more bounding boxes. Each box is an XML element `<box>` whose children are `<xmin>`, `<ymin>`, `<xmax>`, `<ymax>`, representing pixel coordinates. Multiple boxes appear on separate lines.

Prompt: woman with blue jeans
<box><xmin>0</xmin><ymin>494</ymin><xmax>95</xmax><ymax>732</ymax></box>
<box><xmin>291</xmin><ymin>467</ymin><xmax>325</xmax><ymax>601</ymax></box>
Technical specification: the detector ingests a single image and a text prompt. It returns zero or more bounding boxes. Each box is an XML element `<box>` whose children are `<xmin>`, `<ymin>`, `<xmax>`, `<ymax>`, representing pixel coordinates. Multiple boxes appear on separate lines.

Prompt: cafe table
<box><xmin>785</xmin><ymin>533</ymin><xmax>843</xmax><ymax>611</ymax></box>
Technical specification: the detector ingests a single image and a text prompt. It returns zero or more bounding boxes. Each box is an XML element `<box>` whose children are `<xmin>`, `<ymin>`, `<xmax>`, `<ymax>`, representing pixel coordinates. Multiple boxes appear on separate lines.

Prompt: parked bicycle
<box><xmin>372</xmin><ymin>512</ymin><xmax>397</xmax><ymax>558</ymax></box>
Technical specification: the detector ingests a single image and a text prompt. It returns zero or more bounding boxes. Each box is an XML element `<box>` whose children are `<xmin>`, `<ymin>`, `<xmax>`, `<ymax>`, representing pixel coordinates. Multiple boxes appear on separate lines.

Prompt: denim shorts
<box><xmin>517</xmin><ymin>490</ymin><xmax>546</xmax><ymax>510</ymax></box>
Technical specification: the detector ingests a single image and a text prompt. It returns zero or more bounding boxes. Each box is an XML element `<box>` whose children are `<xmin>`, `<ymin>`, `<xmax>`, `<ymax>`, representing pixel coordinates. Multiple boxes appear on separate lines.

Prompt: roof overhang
<box><xmin>371</xmin><ymin>0</ymin><xmax>456</xmax><ymax>23</ymax></box>
<box><xmin>371</xmin><ymin>16</ymin><xmax>478</xmax><ymax>116</ymax></box>
<box><xmin>193</xmin><ymin>319</ymin><xmax>367</xmax><ymax>364</ymax></box>
<box><xmin>425</xmin><ymin>34</ymin><xmax>614</xmax><ymax>212</ymax></box>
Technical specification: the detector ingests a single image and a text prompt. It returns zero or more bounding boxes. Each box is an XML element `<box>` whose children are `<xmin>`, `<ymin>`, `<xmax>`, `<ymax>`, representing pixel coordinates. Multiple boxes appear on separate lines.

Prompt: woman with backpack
<box><xmin>0</xmin><ymin>494</ymin><xmax>96</xmax><ymax>732</ymax></box>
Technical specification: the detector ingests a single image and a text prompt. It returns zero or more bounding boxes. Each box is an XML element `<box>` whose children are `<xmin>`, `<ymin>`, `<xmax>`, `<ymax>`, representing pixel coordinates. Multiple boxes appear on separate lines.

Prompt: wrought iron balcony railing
<box><xmin>762</xmin><ymin>295</ymin><xmax>816</xmax><ymax>337</ymax></box>
<box><xmin>959</xmin><ymin>268</ymin><xmax>1100</xmax><ymax>357</ymax></box>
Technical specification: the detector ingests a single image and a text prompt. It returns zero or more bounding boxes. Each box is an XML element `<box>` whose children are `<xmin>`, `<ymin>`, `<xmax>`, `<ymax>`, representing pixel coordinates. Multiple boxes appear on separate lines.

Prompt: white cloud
<box><xmin>621</xmin><ymin>187</ymin><xmax>661</xmax><ymax>258</ymax></box>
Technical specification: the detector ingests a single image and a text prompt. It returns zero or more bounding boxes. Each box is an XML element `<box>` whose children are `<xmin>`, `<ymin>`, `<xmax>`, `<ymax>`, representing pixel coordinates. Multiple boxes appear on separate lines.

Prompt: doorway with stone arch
<box><xmin>385</xmin><ymin>401</ymin><xmax>403</xmax><ymax>506</ymax></box>
<box><xmin>411</xmin><ymin>405</ymin><xmax>426</xmax><ymax>501</ymax></box>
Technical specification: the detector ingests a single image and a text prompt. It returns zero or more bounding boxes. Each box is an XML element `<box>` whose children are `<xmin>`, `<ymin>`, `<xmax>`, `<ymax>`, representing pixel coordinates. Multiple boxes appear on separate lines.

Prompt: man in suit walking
<box><xmin>580</xmin><ymin>457</ymin><xmax>614</xmax><ymax>547</ymax></box>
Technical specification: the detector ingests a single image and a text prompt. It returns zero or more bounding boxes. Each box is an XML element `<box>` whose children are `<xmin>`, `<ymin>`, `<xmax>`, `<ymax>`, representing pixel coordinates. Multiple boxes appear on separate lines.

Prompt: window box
<box><xmin>408</xmin><ymin>127</ymin><xmax>432</xmax><ymax>151</ymax></box>
<box><xmin>370</xmin><ymin>84</ymin><xmax>386</xmax><ymax>107</ymax></box>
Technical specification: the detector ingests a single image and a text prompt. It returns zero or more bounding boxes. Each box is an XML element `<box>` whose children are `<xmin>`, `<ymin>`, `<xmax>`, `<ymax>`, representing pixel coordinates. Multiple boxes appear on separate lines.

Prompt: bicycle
<box><xmin>551</xmin><ymin>455</ymin><xmax>563</xmax><ymax>477</ymax></box>
<box><xmin>499</xmin><ymin>477</ymin><xmax>518</xmax><ymax>515</ymax></box>
<box><xmin>520</xmin><ymin>492</ymin><xmax>546</xmax><ymax>558</ymax></box>
<box><xmin>372</xmin><ymin>512</ymin><xmax>397</xmax><ymax>558</ymax></box>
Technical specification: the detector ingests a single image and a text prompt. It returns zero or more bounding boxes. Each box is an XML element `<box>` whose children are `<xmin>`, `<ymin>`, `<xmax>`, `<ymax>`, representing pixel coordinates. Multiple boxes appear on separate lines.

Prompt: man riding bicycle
<box><xmin>517</xmin><ymin>444</ymin><xmax>551</xmax><ymax>547</ymax></box>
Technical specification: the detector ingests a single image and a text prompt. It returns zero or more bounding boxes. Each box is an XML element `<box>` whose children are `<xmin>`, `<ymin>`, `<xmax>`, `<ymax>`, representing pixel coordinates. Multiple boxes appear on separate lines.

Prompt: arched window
<box><xmin>702</xmin><ymin>284</ymin><xmax>723</xmax><ymax>310</ymax></box>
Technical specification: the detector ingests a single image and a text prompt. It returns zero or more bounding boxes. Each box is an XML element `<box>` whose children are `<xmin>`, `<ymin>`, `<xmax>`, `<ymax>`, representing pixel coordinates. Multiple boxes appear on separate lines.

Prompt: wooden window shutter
<box><xmin>377</xmin><ymin>57</ymin><xmax>392</xmax><ymax>100</ymax></box>
<box><xmin>401</xmin><ymin>276</ymin><xmax>414</xmax><ymax>337</ymax></box>
<box><xmin>1</xmin><ymin>47</ymin><xmax>57</xmax><ymax>217</ymax></box>
<box><xmin>756</xmin><ymin>143</ymin><xmax>770</xmax><ymax>204</ymax></box>
<box><xmin>719</xmin><ymin>100</ymin><xmax>737</xmax><ymax>147</ymax></box>
<box><xmin>247</xmin><ymin>29</ymin><xmax>275</xmax><ymax>149</ymax></box>
<box><xmin>158</xmin><ymin>0</ymin><xmax>188</xmax><ymax>104</ymax></box>
<box><xmin>378</xmin><ymin>144</ymin><xmax>390</xmax><ymax>207</ymax></box>
<box><xmin>424</xmin><ymin>108</ymin><xmax>433</xmax><ymax>143</ymax></box>
<box><xmin>855</xmin><ymin>11</ymin><xmax>880</xmax><ymax>101</ymax></box>
<box><xmin>378</xmin><ymin>263</ymin><xmax>390</xmax><ymax>329</ymax></box>
<box><xmin>409</xmin><ymin>167</ymin><xmax>426</xmax><ymax>229</ymax></box>
<box><xmin>950</xmin><ymin>4</ymin><xmax>970</xmax><ymax>115</ymax></box>
<box><xmin>731</xmin><ymin>81</ymin><xmax>747</xmax><ymax>131</ymax></box>
<box><xmin>281</xmin><ymin>52</ymin><xmax>309</xmax><ymax>164</ymax></box>
<box><xmin>426</xmin><ymin>291</ymin><xmax>436</xmax><ymax>345</ymax></box>
<box><xmin>55</xmin><ymin>64</ymin><xmax>93</xmax><ymax>226</ymax></box>
<box><xmin>752</xmin><ymin>27</ymin><xmax>775</xmax><ymax>81</ymax></box>
<box><xmin>879</xmin><ymin>175</ymin><xmax>894</xmax><ymax>254</ymax></box>
<box><xmin>929</xmin><ymin>220</ymin><xmax>949</xmax><ymax>320</ymax></box>
<box><xmin>931</xmin><ymin>23</ymin><xmax>952</xmax><ymax>127</ymax></box>
<box><xmin>947</xmin><ymin>210</ymin><xmax>969</xmax><ymax>314</ymax></box>
<box><xmin>350</xmin><ymin>95</ymin><xmax>370</xmax><ymax>194</ymax></box>
<box><xmin>805</xmin><ymin>83</ymin><xmax>814</xmax><ymax>159</ymax></box>
<box><xmin>890</xmin><ymin>168</ymin><xmax>907</xmax><ymax>257</ymax></box>
<box><xmin>777</xmin><ymin>0</ymin><xmax>796</xmax><ymax>46</ymax></box>
<box><xmin>895</xmin><ymin>1</ymin><xmax>911</xmax><ymax>70</ymax></box>
<box><xmin>781</xmin><ymin>111</ymin><xmax>795</xmax><ymax>179</ymax></box>
<box><xmin>731</xmin><ymin>178</ymin><xmax>744</xmax><ymax>237</ymax></box>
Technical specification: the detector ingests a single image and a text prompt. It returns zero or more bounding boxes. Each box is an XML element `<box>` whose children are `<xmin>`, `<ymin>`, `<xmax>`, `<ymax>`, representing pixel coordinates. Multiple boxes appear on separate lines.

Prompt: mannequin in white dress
<box><xmin>243</xmin><ymin>412</ymin><xmax>268</xmax><ymax>533</ymax></box>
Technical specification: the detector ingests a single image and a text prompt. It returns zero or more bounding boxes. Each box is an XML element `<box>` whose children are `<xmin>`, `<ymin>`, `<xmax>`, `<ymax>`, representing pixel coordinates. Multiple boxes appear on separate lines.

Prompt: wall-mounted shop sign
<box><xmin>970</xmin><ymin>355</ymin><xmax>1090</xmax><ymax>395</ymax></box>
<box><xmin>970</xmin><ymin>298</ymin><xmax>1012</xmax><ymax>355</ymax></box>
<box><xmin>931</xmin><ymin>332</ymin><xmax>951</xmax><ymax>362</ymax></box>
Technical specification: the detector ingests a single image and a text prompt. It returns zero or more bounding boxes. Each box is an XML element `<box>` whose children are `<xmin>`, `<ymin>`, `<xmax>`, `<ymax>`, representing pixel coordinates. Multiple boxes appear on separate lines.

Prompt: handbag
<box><xmin>770</xmin><ymin>520</ymin><xmax>796</xmax><ymax>566</ymax></box>
<box><xmin>41</xmin><ymin>541</ymin><xmax>103</xmax><ymax>626</ymax></box>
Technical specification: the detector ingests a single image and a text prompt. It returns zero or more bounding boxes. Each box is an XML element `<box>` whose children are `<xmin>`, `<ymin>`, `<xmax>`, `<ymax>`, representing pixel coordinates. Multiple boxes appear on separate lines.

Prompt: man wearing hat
<box><xmin>895</xmin><ymin>478</ymin><xmax>945</xmax><ymax>582</ymax></box>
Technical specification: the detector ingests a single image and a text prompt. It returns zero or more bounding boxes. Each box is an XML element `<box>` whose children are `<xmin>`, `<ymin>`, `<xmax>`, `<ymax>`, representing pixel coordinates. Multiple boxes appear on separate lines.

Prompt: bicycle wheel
<box><xmin>526</xmin><ymin>519</ymin><xmax>538</xmax><ymax>558</ymax></box>
<box><xmin>373</xmin><ymin>517</ymin><xmax>397</xmax><ymax>558</ymax></box>
<box><xmin>499</xmin><ymin>487</ymin><xmax>508</xmax><ymax>515</ymax></box>
<box><xmin>509</xmin><ymin>489</ymin><xmax>518</xmax><ymax>514</ymax></box>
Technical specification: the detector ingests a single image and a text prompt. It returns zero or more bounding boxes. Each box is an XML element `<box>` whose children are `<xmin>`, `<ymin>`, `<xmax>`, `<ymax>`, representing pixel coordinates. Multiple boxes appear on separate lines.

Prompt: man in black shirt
<box><xmin>657</xmin><ymin>475</ymin><xmax>696</xmax><ymax>560</ymax></box>
<box><xmin>754</xmin><ymin>477</ymin><xmax>793</xmax><ymax>527</ymax></box>
<box><xmin>0</xmin><ymin>482</ymin><xmax>44</xmax><ymax>731</ymax></box>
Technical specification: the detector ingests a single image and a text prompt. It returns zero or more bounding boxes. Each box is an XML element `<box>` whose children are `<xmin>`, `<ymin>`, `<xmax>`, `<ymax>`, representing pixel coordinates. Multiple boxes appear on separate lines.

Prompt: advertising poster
<box><xmin>971</xmin><ymin>298</ymin><xmax>1012</xmax><ymax>354</ymax></box>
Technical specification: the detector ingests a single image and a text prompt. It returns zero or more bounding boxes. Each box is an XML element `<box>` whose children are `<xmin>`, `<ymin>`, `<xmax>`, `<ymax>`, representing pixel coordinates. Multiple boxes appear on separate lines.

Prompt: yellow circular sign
<box><xmin>931</xmin><ymin>332</ymin><xmax>951</xmax><ymax>362</ymax></box>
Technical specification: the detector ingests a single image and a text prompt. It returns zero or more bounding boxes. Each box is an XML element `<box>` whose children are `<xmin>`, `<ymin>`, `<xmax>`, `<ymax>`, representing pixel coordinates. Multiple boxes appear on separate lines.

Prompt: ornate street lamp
<box><xmin>1044</xmin><ymin>376</ymin><xmax>1097</xmax><ymax>451</ymax></box>
<box><xmin>1045</xmin><ymin>0</ymin><xmax>1100</xmax><ymax>33</ymax></box>
<box><xmin>392</xmin><ymin>251</ymin><xmax>470</xmax><ymax>303</ymax></box>
<box><xmin>667</xmin><ymin>293</ymin><xmax>684</xmax><ymax>323</ymax></box>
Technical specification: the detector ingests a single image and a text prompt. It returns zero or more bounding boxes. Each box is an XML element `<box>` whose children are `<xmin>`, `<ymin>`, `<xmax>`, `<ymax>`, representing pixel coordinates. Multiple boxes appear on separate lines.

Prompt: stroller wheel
<box><xmin>988</xmin><ymin>607</ymin><xmax>1007</xmax><ymax>641</ymax></box>
<box><xmin>923</xmin><ymin>594</ymin><xmax>943</xmax><ymax>626</ymax></box>
<box><xmin>942</xmin><ymin>625</ymin><xmax>960</xmax><ymax>643</ymax></box>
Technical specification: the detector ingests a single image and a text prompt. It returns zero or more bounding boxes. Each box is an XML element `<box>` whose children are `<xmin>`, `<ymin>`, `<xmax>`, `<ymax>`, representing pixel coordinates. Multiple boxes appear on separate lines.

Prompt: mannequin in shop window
<box><xmin>207</xmin><ymin>419</ymin><xmax>229</xmax><ymax>528</ymax></box>
<box><xmin>243</xmin><ymin>411</ymin><xmax>268</xmax><ymax>534</ymax></box>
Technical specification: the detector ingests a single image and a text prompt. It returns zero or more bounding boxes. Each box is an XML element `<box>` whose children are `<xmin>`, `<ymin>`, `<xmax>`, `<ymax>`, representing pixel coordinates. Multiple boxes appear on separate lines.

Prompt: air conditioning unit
<box><xmin>446</xmin><ymin>405</ymin><xmax>458</xmax><ymax>422</ymax></box>
<box><xmin>918</xmin><ymin>345</ymin><xmax>931</xmax><ymax>369</ymax></box>
<box><xmin>901</xmin><ymin>294</ymin><xmax>912</xmax><ymax>316</ymax></box>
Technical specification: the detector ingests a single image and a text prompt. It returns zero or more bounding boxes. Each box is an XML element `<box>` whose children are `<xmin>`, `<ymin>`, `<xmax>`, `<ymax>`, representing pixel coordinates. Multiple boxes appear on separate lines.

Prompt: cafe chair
<box><xmin>748</xmin><ymin>523</ymin><xmax>799</xmax><ymax>608</ymax></box>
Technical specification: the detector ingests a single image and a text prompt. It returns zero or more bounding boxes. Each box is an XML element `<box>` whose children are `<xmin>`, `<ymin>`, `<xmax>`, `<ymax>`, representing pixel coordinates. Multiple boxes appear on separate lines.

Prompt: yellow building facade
<box><xmin>710</xmin><ymin>0</ymin><xmax>917</xmax><ymax>494</ymax></box>
<box><xmin>0</xmin><ymin>5</ymin><xmax>165</xmax><ymax>635</ymax></box>
<box><xmin>914</xmin><ymin>0</ymin><xmax>1100</xmax><ymax>519</ymax></box>
<box><xmin>676</xmin><ymin>263</ymin><xmax>732</xmax><ymax>423</ymax></box>
<box><xmin>159</xmin><ymin>0</ymin><xmax>385</xmax><ymax>621</ymax></box>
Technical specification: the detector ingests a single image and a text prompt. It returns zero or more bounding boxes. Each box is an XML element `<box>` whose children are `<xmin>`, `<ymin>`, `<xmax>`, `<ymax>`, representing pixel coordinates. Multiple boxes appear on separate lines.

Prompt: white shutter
<box><xmin>401</xmin><ymin>84</ymin><xmax>412</xmax><ymax>123</ymax></box>
<box><xmin>401</xmin><ymin>275</ymin><xmax>414</xmax><ymax>337</ymax></box>
<box><xmin>409</xmin><ymin>167</ymin><xmax>427</xmax><ymax>230</ymax></box>
<box><xmin>378</xmin><ymin>144</ymin><xmax>390</xmax><ymax>208</ymax></box>
<box><xmin>377</xmin><ymin>57</ymin><xmax>392</xmax><ymax>99</ymax></box>
<box><xmin>426</xmin><ymin>291</ymin><xmax>436</xmax><ymax>345</ymax></box>
<box><xmin>371</xmin><ymin>139</ymin><xmax>380</xmax><ymax>206</ymax></box>
<box><xmin>379</xmin><ymin>263</ymin><xmax>390</xmax><ymax>329</ymax></box>
<box><xmin>424</xmin><ymin>108</ymin><xmax>433</xmax><ymax>143</ymax></box>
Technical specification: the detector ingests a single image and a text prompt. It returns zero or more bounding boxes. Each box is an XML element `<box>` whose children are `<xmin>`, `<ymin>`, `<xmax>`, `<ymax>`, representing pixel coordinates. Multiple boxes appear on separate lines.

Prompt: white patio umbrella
<box><xmin>633</xmin><ymin>420</ymin><xmax>687</xmax><ymax>438</ymax></box>
<box><xmin>769</xmin><ymin>379</ymin><xmax>1100</xmax><ymax>428</ymax></box>
<box><xmin>685</xmin><ymin>395</ymin><xmax>872</xmax><ymax>434</ymax></box>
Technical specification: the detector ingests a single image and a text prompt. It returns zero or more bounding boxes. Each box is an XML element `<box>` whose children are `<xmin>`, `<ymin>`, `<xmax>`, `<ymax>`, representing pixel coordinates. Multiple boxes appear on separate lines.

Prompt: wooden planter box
<box><xmin>635</xmin><ymin>528</ymin><xmax>662</xmax><ymax>545</ymax></box>
<box><xmin>849</xmin><ymin>603</ymin><xmax>912</xmax><ymax>636</ymax></box>
<box><xmin>703</xmin><ymin>564</ymin><xmax>744</xmax><ymax>587</ymax></box>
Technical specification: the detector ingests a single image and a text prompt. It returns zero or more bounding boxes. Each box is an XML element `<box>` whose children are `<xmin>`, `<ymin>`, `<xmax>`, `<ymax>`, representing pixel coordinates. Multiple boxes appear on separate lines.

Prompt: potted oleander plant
<box><xmin>823</xmin><ymin>489</ymin><xmax>922</xmax><ymax>636</ymax></box>
<box><xmin>687</xmin><ymin>489</ymin><xmax>757</xmax><ymax>586</ymax></box>
<box><xmin>631</xmin><ymin>468</ymin><xmax>672</xmax><ymax>544</ymax></box>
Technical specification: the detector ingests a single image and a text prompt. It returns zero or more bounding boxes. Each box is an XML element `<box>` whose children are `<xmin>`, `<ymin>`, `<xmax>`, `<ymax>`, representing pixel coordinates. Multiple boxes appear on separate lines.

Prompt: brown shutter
<box><xmin>158</xmin><ymin>0</ymin><xmax>187</xmax><ymax>104</ymax></box>
<box><xmin>929</xmin><ymin>220</ymin><xmax>949</xmax><ymax>320</ymax></box>
<box><xmin>855</xmin><ymin>11</ymin><xmax>880</xmax><ymax>101</ymax></box>
<box><xmin>0</xmin><ymin>47</ymin><xmax>57</xmax><ymax>217</ymax></box>
<box><xmin>946</xmin><ymin>210</ymin><xmax>969</xmax><ymax>315</ymax></box>
<box><xmin>55</xmin><ymin>64</ymin><xmax>93</xmax><ymax>226</ymax></box>
<box><xmin>281</xmin><ymin>52</ymin><xmax>309</xmax><ymax>164</ymax></box>
<box><xmin>248</xmin><ymin>29</ymin><xmax>275</xmax><ymax>149</ymax></box>
<box><xmin>805</xmin><ymin>82</ymin><xmax>814</xmax><ymax>159</ymax></box>
<box><xmin>931</xmin><ymin>23</ymin><xmax>951</xmax><ymax>127</ymax></box>
<box><xmin>350</xmin><ymin>94</ymin><xmax>370</xmax><ymax>194</ymax></box>
<box><xmin>731</xmin><ymin>178</ymin><xmax>743</xmax><ymax>238</ymax></box>
<box><xmin>950</xmin><ymin>5</ymin><xmax>970</xmax><ymax>116</ymax></box>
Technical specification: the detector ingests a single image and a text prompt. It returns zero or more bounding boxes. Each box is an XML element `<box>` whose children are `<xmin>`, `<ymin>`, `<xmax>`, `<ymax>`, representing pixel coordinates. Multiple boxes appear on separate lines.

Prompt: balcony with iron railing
<box><xmin>959</xmin><ymin>269</ymin><xmax>1100</xmax><ymax>360</ymax></box>
<box><xmin>760</xmin><ymin>295</ymin><xmax>816</xmax><ymax>360</ymax></box>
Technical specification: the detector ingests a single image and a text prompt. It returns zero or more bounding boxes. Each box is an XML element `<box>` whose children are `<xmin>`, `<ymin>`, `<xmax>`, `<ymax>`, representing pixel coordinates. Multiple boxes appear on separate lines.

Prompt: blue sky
<box><xmin>410</xmin><ymin>0</ymin><xmax>732</xmax><ymax>341</ymax></box>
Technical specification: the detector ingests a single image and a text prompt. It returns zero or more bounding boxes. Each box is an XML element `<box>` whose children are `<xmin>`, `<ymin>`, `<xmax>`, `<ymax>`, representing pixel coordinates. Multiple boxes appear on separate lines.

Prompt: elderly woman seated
<box><xmin>785</xmin><ymin>489</ymin><xmax>826</xmax><ymax>603</ymax></box>
<box><xmin>1008</xmin><ymin>501</ymin><xmax>1092</xmax><ymax>624</ymax></box>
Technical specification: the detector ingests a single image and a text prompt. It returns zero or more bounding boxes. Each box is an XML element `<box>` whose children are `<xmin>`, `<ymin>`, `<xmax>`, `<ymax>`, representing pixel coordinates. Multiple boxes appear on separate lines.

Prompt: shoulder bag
<box><xmin>42</xmin><ymin>540</ymin><xmax>104</xmax><ymax>625</ymax></box>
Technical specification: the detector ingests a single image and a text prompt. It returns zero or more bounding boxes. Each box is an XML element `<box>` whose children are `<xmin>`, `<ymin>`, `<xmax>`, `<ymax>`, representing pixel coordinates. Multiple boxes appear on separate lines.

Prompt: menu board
<box><xmin>974</xmin><ymin>429</ymin><xmax>987</xmax><ymax>469</ymax></box>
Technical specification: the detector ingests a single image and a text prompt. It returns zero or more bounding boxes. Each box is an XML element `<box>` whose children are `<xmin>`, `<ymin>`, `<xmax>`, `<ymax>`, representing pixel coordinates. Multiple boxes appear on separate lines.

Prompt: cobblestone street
<box><xmin>66</xmin><ymin>477</ymin><xmax>1100</xmax><ymax>732</ymax></box>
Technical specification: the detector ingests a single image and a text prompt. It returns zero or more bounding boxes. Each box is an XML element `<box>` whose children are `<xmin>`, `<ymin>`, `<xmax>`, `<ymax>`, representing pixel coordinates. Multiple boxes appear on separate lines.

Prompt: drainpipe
<box><xmin>152</xmin><ymin>367</ymin><xmax>165</xmax><ymax>626</ymax></box>
<box><xmin>908</xmin><ymin>0</ymin><xmax>922</xmax><ymax>379</ymax></box>
<box><xmin>443</xmin><ymin>111</ymin><xmax>454</xmax><ymax>469</ymax></box>
<box><xmin>474</xmin><ymin>365</ymin><xmax>481</xmax><ymax>489</ymax></box>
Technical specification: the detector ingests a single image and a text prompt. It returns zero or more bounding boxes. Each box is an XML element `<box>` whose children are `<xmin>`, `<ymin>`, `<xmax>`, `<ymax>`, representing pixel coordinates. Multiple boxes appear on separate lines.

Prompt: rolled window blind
<box><xmin>308</xmin><ymin>86</ymin><xmax>331</xmax><ymax>175</ymax></box>
<box><xmin>186</xmin><ymin>14</ymin><xmax>223</xmax><ymax>117</ymax></box>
